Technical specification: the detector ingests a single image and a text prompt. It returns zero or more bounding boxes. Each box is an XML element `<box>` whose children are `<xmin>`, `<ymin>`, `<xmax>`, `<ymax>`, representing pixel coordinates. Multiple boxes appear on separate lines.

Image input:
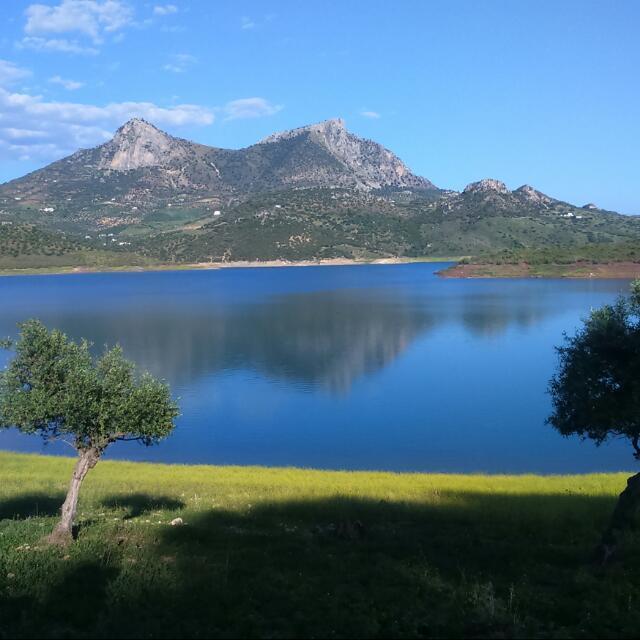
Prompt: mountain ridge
<box><xmin>1</xmin><ymin>118</ymin><xmax>639</xmax><ymax>270</ymax></box>
<box><xmin>0</xmin><ymin>117</ymin><xmax>435</xmax><ymax>228</ymax></box>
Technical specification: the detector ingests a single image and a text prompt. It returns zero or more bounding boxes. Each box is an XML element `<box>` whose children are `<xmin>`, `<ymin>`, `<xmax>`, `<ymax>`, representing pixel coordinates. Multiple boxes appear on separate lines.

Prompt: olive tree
<box><xmin>548</xmin><ymin>281</ymin><xmax>640</xmax><ymax>562</ymax></box>
<box><xmin>0</xmin><ymin>320</ymin><xmax>178</xmax><ymax>545</ymax></box>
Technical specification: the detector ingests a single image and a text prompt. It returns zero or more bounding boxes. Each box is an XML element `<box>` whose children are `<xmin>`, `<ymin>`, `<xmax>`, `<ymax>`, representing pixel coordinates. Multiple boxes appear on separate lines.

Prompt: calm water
<box><xmin>0</xmin><ymin>264</ymin><xmax>634</xmax><ymax>473</ymax></box>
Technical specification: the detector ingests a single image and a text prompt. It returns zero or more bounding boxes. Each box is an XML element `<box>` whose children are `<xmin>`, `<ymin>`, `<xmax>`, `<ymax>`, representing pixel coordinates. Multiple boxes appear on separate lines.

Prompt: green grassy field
<box><xmin>0</xmin><ymin>452</ymin><xmax>639</xmax><ymax>638</ymax></box>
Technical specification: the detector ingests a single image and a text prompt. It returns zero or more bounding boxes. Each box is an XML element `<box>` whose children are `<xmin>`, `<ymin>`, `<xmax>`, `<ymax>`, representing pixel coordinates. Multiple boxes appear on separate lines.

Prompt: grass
<box><xmin>1</xmin><ymin>452</ymin><xmax>639</xmax><ymax>638</ymax></box>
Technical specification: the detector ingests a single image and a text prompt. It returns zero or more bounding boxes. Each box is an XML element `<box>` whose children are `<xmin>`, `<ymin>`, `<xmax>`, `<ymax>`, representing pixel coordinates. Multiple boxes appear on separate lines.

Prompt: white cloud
<box><xmin>241</xmin><ymin>16</ymin><xmax>256</xmax><ymax>30</ymax></box>
<box><xmin>223</xmin><ymin>97</ymin><xmax>282</xmax><ymax>121</ymax></box>
<box><xmin>162</xmin><ymin>53</ymin><xmax>196</xmax><ymax>73</ymax></box>
<box><xmin>360</xmin><ymin>110</ymin><xmax>381</xmax><ymax>119</ymax></box>
<box><xmin>20</xmin><ymin>1</ymin><xmax>134</xmax><ymax>54</ymax></box>
<box><xmin>3</xmin><ymin>128</ymin><xmax>50</xmax><ymax>141</ymax></box>
<box><xmin>19</xmin><ymin>35</ymin><xmax>100</xmax><ymax>55</ymax></box>
<box><xmin>0</xmin><ymin>87</ymin><xmax>214</xmax><ymax>162</ymax></box>
<box><xmin>49</xmin><ymin>75</ymin><xmax>84</xmax><ymax>90</ymax></box>
<box><xmin>153</xmin><ymin>4</ymin><xmax>178</xmax><ymax>16</ymax></box>
<box><xmin>24</xmin><ymin>0</ymin><xmax>134</xmax><ymax>42</ymax></box>
<box><xmin>0</xmin><ymin>60</ymin><xmax>31</xmax><ymax>86</ymax></box>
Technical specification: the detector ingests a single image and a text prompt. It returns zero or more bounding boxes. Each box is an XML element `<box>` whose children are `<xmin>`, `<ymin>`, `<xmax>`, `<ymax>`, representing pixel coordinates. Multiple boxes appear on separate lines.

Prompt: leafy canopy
<box><xmin>0</xmin><ymin>320</ymin><xmax>178</xmax><ymax>451</ymax></box>
<box><xmin>548</xmin><ymin>281</ymin><xmax>640</xmax><ymax>458</ymax></box>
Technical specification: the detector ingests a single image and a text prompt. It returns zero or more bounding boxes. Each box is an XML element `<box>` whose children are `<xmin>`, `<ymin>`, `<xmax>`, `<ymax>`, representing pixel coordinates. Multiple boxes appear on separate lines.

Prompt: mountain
<box><xmin>1</xmin><ymin>119</ymin><xmax>640</xmax><ymax>269</ymax></box>
<box><xmin>0</xmin><ymin>118</ymin><xmax>435</xmax><ymax>231</ymax></box>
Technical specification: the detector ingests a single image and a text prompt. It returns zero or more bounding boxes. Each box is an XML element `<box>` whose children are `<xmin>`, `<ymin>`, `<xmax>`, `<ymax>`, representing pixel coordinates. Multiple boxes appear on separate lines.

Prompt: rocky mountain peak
<box><xmin>258</xmin><ymin>118</ymin><xmax>434</xmax><ymax>190</ymax></box>
<box><xmin>115</xmin><ymin>117</ymin><xmax>160</xmax><ymax>136</ymax></box>
<box><xmin>100</xmin><ymin>118</ymin><xmax>177</xmax><ymax>171</ymax></box>
<box><xmin>463</xmin><ymin>178</ymin><xmax>509</xmax><ymax>195</ymax></box>
<box><xmin>582</xmin><ymin>203</ymin><xmax>598</xmax><ymax>210</ymax></box>
<box><xmin>259</xmin><ymin>118</ymin><xmax>346</xmax><ymax>145</ymax></box>
<box><xmin>514</xmin><ymin>184</ymin><xmax>553</xmax><ymax>205</ymax></box>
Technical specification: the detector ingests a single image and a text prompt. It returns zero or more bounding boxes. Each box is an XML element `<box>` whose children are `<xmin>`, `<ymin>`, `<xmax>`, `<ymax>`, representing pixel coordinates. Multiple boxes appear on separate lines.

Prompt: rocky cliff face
<box><xmin>259</xmin><ymin>118</ymin><xmax>434</xmax><ymax>190</ymax></box>
<box><xmin>514</xmin><ymin>184</ymin><xmax>553</xmax><ymax>205</ymax></box>
<box><xmin>463</xmin><ymin>179</ymin><xmax>510</xmax><ymax>195</ymax></box>
<box><xmin>0</xmin><ymin>118</ymin><xmax>435</xmax><ymax>225</ymax></box>
<box><xmin>97</xmin><ymin>119</ymin><xmax>186</xmax><ymax>171</ymax></box>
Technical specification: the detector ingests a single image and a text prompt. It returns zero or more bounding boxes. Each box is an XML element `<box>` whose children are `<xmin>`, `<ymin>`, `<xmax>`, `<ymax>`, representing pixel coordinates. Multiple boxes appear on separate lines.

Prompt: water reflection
<box><xmin>1</xmin><ymin>291</ymin><xmax>432</xmax><ymax>393</ymax></box>
<box><xmin>0</xmin><ymin>266</ymin><xmax>633</xmax><ymax>472</ymax></box>
<box><xmin>0</xmin><ymin>272</ymin><xmax>628</xmax><ymax>393</ymax></box>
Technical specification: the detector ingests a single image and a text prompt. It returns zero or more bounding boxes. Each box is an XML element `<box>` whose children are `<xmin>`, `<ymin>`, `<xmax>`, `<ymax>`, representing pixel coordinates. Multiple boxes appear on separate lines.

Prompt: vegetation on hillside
<box><xmin>0</xmin><ymin>223</ymin><xmax>156</xmax><ymax>271</ymax></box>
<box><xmin>439</xmin><ymin>243</ymin><xmax>640</xmax><ymax>278</ymax></box>
<box><xmin>2</xmin><ymin>186</ymin><xmax>640</xmax><ymax>273</ymax></box>
<box><xmin>463</xmin><ymin>243</ymin><xmax>640</xmax><ymax>266</ymax></box>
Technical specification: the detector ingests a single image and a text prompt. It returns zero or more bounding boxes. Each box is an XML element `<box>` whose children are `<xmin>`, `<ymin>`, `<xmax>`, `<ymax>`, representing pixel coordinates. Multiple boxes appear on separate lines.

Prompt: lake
<box><xmin>0</xmin><ymin>263</ymin><xmax>634</xmax><ymax>473</ymax></box>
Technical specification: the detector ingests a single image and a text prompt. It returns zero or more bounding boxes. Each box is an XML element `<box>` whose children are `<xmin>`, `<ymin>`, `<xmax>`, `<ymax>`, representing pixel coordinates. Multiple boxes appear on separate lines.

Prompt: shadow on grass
<box><xmin>100</xmin><ymin>493</ymin><xmax>185</xmax><ymax>520</ymax></box>
<box><xmin>41</xmin><ymin>562</ymin><xmax>120</xmax><ymax>635</ymax></box>
<box><xmin>3</xmin><ymin>490</ymin><xmax>640</xmax><ymax>638</ymax></box>
<box><xmin>0</xmin><ymin>492</ymin><xmax>65</xmax><ymax>520</ymax></box>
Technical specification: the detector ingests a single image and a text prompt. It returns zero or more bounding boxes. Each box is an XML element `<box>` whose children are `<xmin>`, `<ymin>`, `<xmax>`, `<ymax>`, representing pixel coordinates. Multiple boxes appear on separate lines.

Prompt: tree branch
<box><xmin>633</xmin><ymin>436</ymin><xmax>640</xmax><ymax>461</ymax></box>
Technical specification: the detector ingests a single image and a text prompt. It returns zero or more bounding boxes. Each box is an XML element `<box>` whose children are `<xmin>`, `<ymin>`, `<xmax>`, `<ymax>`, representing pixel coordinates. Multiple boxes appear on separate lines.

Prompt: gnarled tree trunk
<box><xmin>46</xmin><ymin>446</ymin><xmax>100</xmax><ymax>545</ymax></box>
<box><xmin>595</xmin><ymin>471</ymin><xmax>640</xmax><ymax>564</ymax></box>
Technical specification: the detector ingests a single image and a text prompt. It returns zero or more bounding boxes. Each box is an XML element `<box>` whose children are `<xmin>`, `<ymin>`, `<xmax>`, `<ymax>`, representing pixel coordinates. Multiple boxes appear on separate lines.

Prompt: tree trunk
<box><xmin>46</xmin><ymin>447</ymin><xmax>100</xmax><ymax>545</ymax></box>
<box><xmin>595</xmin><ymin>471</ymin><xmax>640</xmax><ymax>564</ymax></box>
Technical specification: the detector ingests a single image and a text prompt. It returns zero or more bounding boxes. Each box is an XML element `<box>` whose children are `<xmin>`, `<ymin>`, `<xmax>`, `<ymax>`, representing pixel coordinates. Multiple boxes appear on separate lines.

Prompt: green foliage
<box><xmin>3</xmin><ymin>184</ymin><xmax>640</xmax><ymax>270</ymax></box>
<box><xmin>0</xmin><ymin>223</ymin><xmax>159</xmax><ymax>271</ymax></box>
<box><xmin>548</xmin><ymin>281</ymin><xmax>640</xmax><ymax>458</ymax></box>
<box><xmin>472</xmin><ymin>243</ymin><xmax>640</xmax><ymax>266</ymax></box>
<box><xmin>0</xmin><ymin>320</ymin><xmax>178</xmax><ymax>452</ymax></box>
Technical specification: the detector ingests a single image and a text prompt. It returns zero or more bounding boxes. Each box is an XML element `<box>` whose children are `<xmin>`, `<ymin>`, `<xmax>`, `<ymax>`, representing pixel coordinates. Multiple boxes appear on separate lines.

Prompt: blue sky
<box><xmin>1</xmin><ymin>0</ymin><xmax>639</xmax><ymax>213</ymax></box>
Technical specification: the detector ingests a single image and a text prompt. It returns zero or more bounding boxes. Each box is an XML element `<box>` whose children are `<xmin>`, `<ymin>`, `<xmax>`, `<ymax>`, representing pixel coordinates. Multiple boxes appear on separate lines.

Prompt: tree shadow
<box><xmin>100</xmin><ymin>493</ymin><xmax>185</xmax><ymax>520</ymax></box>
<box><xmin>12</xmin><ymin>562</ymin><xmax>120</xmax><ymax>638</ymax></box>
<box><xmin>103</xmin><ymin>490</ymin><xmax>639</xmax><ymax>638</ymax></box>
<box><xmin>0</xmin><ymin>492</ymin><xmax>65</xmax><ymax>520</ymax></box>
<box><xmin>5</xmin><ymin>490</ymin><xmax>640</xmax><ymax>638</ymax></box>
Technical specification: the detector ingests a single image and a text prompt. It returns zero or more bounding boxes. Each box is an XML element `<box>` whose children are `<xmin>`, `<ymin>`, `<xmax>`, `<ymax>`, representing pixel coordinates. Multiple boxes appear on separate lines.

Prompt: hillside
<box><xmin>129</xmin><ymin>184</ymin><xmax>640</xmax><ymax>264</ymax></box>
<box><xmin>439</xmin><ymin>243</ymin><xmax>640</xmax><ymax>278</ymax></box>
<box><xmin>1</xmin><ymin>452</ymin><xmax>638</xmax><ymax>638</ymax></box>
<box><xmin>1</xmin><ymin>119</ymin><xmax>639</xmax><ymax>270</ymax></box>
<box><xmin>0</xmin><ymin>222</ymin><xmax>155</xmax><ymax>271</ymax></box>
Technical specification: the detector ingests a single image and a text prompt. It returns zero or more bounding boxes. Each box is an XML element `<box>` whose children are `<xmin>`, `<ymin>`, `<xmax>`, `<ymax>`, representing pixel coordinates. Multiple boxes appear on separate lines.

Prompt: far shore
<box><xmin>2</xmin><ymin>256</ymin><xmax>640</xmax><ymax>279</ymax></box>
<box><xmin>438</xmin><ymin>261</ymin><xmax>640</xmax><ymax>279</ymax></box>
<box><xmin>0</xmin><ymin>256</ymin><xmax>461</xmax><ymax>277</ymax></box>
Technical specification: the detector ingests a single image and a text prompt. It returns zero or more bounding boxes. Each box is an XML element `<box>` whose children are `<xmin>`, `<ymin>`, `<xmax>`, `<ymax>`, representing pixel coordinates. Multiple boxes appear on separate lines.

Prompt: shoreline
<box><xmin>1</xmin><ymin>256</ymin><xmax>639</xmax><ymax>279</ymax></box>
<box><xmin>0</xmin><ymin>449</ymin><xmax>632</xmax><ymax>479</ymax></box>
<box><xmin>0</xmin><ymin>256</ymin><xmax>460</xmax><ymax>277</ymax></box>
<box><xmin>437</xmin><ymin>260</ymin><xmax>640</xmax><ymax>279</ymax></box>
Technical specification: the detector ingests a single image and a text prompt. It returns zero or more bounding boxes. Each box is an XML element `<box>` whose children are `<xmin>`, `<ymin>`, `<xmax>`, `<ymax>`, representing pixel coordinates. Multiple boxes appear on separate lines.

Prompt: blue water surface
<box><xmin>0</xmin><ymin>263</ymin><xmax>634</xmax><ymax>473</ymax></box>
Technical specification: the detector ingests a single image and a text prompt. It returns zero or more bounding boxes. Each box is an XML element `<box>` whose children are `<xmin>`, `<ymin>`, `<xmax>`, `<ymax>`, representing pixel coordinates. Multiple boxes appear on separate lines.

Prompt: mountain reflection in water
<box><xmin>0</xmin><ymin>264</ymin><xmax>633</xmax><ymax>472</ymax></box>
<box><xmin>0</xmin><ymin>282</ymin><xmax>591</xmax><ymax>392</ymax></box>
